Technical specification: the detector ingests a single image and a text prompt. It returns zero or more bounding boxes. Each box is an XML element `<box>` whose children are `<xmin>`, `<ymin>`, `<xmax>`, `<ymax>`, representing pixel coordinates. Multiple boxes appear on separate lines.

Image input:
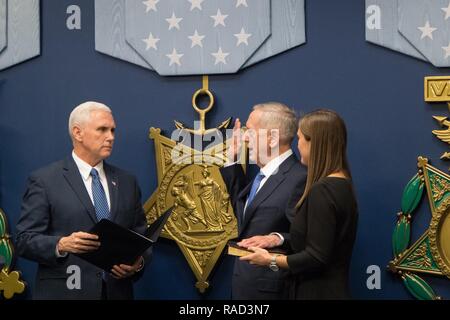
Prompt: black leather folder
<box><xmin>75</xmin><ymin>208</ymin><xmax>172</xmax><ymax>271</ymax></box>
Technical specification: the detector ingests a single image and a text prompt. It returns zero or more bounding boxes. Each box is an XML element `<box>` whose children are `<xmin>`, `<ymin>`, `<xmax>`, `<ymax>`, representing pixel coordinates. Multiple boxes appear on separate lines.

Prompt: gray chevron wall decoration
<box><xmin>0</xmin><ymin>0</ymin><xmax>6</xmax><ymax>54</ymax></box>
<box><xmin>399</xmin><ymin>0</ymin><xmax>450</xmax><ymax>67</ymax></box>
<box><xmin>0</xmin><ymin>0</ymin><xmax>40</xmax><ymax>72</ymax></box>
<box><xmin>366</xmin><ymin>0</ymin><xmax>450</xmax><ymax>67</ymax></box>
<box><xmin>95</xmin><ymin>0</ymin><xmax>154</xmax><ymax>71</ymax></box>
<box><xmin>366</xmin><ymin>0</ymin><xmax>425</xmax><ymax>61</ymax></box>
<box><xmin>243</xmin><ymin>0</ymin><xmax>305</xmax><ymax>68</ymax></box>
<box><xmin>95</xmin><ymin>0</ymin><xmax>306</xmax><ymax>76</ymax></box>
<box><xmin>125</xmin><ymin>0</ymin><xmax>271</xmax><ymax>75</ymax></box>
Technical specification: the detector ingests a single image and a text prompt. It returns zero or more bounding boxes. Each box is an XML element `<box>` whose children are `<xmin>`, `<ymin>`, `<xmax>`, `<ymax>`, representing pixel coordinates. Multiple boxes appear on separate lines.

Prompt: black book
<box><xmin>75</xmin><ymin>208</ymin><xmax>172</xmax><ymax>271</ymax></box>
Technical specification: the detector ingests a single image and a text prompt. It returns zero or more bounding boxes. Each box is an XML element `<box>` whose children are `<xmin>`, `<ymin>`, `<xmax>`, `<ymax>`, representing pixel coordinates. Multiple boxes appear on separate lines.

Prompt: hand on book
<box><xmin>110</xmin><ymin>256</ymin><xmax>144</xmax><ymax>279</ymax></box>
<box><xmin>237</xmin><ymin>234</ymin><xmax>281</xmax><ymax>249</ymax></box>
<box><xmin>239</xmin><ymin>247</ymin><xmax>271</xmax><ymax>266</ymax></box>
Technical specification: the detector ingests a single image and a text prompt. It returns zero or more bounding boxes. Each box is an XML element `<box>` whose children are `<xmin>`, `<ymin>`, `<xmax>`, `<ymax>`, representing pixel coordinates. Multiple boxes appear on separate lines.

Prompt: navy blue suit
<box><xmin>15</xmin><ymin>157</ymin><xmax>149</xmax><ymax>300</ymax></box>
<box><xmin>220</xmin><ymin>154</ymin><xmax>306</xmax><ymax>300</ymax></box>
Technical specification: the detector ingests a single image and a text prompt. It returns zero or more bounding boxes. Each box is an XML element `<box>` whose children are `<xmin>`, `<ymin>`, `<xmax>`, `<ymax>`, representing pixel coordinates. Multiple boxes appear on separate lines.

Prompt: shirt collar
<box><xmin>260</xmin><ymin>149</ymin><xmax>293</xmax><ymax>178</ymax></box>
<box><xmin>72</xmin><ymin>151</ymin><xmax>105</xmax><ymax>181</ymax></box>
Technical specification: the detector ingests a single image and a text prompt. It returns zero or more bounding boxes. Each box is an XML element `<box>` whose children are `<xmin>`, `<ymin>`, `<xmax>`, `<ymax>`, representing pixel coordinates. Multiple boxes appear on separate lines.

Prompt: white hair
<box><xmin>253</xmin><ymin>102</ymin><xmax>298</xmax><ymax>145</ymax></box>
<box><xmin>68</xmin><ymin>101</ymin><xmax>111</xmax><ymax>139</ymax></box>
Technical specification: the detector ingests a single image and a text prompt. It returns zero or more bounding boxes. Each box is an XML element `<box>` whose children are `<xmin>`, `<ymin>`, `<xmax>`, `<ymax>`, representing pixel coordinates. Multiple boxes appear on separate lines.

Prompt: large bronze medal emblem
<box><xmin>144</xmin><ymin>78</ymin><xmax>242</xmax><ymax>292</ymax></box>
<box><xmin>389</xmin><ymin>77</ymin><xmax>450</xmax><ymax>299</ymax></box>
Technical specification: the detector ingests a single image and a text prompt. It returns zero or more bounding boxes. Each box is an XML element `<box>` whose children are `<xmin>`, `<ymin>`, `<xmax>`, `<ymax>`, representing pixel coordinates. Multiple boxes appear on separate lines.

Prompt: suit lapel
<box><xmin>62</xmin><ymin>157</ymin><xmax>97</xmax><ymax>224</ymax></box>
<box><xmin>239</xmin><ymin>174</ymin><xmax>285</xmax><ymax>235</ymax></box>
<box><xmin>239</xmin><ymin>154</ymin><xmax>298</xmax><ymax>235</ymax></box>
<box><xmin>104</xmin><ymin>163</ymin><xmax>119</xmax><ymax>222</ymax></box>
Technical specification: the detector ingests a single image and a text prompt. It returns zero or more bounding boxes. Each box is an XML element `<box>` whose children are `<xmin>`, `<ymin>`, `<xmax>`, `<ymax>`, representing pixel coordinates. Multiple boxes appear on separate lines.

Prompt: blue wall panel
<box><xmin>1</xmin><ymin>0</ymin><xmax>450</xmax><ymax>299</ymax></box>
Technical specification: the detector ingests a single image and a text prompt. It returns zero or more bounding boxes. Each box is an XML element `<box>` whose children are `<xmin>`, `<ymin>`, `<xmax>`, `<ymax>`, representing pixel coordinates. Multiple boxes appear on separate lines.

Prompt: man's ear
<box><xmin>269</xmin><ymin>129</ymin><xmax>280</xmax><ymax>148</ymax></box>
<box><xmin>72</xmin><ymin>126</ymin><xmax>83</xmax><ymax>142</ymax></box>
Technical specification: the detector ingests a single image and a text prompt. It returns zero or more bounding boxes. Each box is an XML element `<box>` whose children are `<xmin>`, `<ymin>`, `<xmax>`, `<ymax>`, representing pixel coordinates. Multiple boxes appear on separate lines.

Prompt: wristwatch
<box><xmin>269</xmin><ymin>254</ymin><xmax>280</xmax><ymax>272</ymax></box>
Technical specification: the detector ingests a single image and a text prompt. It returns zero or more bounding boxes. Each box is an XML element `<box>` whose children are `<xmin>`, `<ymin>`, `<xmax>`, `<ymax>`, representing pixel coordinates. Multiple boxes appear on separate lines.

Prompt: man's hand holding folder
<box><xmin>57</xmin><ymin>231</ymin><xmax>101</xmax><ymax>254</ymax></box>
<box><xmin>73</xmin><ymin>207</ymin><xmax>172</xmax><ymax>278</ymax></box>
<box><xmin>110</xmin><ymin>256</ymin><xmax>144</xmax><ymax>279</ymax></box>
<box><xmin>58</xmin><ymin>230</ymin><xmax>144</xmax><ymax>279</ymax></box>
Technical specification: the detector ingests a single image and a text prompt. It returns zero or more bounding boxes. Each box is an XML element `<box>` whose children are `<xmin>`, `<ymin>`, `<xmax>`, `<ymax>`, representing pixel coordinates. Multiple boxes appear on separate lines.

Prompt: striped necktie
<box><xmin>244</xmin><ymin>172</ymin><xmax>265</xmax><ymax>217</ymax></box>
<box><xmin>90</xmin><ymin>168</ymin><xmax>110</xmax><ymax>221</ymax></box>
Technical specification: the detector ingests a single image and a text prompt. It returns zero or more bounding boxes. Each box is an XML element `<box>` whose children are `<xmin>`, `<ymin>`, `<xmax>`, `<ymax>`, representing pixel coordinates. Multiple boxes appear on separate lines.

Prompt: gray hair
<box><xmin>68</xmin><ymin>101</ymin><xmax>111</xmax><ymax>138</ymax></box>
<box><xmin>253</xmin><ymin>102</ymin><xmax>298</xmax><ymax>145</ymax></box>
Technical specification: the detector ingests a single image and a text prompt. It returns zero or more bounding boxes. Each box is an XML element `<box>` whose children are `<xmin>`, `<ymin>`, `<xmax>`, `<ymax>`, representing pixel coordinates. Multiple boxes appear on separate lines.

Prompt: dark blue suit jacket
<box><xmin>220</xmin><ymin>154</ymin><xmax>306</xmax><ymax>300</ymax></box>
<box><xmin>15</xmin><ymin>157</ymin><xmax>149</xmax><ymax>300</ymax></box>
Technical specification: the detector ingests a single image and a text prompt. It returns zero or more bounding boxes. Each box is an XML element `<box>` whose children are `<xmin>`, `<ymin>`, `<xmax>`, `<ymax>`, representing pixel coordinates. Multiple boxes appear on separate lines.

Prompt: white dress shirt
<box><xmin>72</xmin><ymin>151</ymin><xmax>111</xmax><ymax>210</ymax></box>
<box><xmin>243</xmin><ymin>149</ymin><xmax>293</xmax><ymax>213</ymax></box>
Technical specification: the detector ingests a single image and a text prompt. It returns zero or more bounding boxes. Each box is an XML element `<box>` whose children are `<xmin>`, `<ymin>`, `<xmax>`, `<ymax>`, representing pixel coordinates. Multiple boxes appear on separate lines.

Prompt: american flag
<box><xmin>125</xmin><ymin>0</ymin><xmax>271</xmax><ymax>76</ymax></box>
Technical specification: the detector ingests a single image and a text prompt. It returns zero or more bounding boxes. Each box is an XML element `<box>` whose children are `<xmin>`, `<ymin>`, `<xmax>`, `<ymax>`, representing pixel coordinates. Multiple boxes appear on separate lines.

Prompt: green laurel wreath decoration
<box><xmin>392</xmin><ymin>174</ymin><xmax>439</xmax><ymax>300</ymax></box>
<box><xmin>0</xmin><ymin>209</ymin><xmax>13</xmax><ymax>271</ymax></box>
<box><xmin>0</xmin><ymin>209</ymin><xmax>26</xmax><ymax>299</ymax></box>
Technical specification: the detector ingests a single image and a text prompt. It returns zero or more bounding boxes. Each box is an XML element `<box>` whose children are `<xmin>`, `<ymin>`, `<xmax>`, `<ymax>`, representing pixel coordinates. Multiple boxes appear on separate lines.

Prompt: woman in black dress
<box><xmin>241</xmin><ymin>109</ymin><xmax>358</xmax><ymax>299</ymax></box>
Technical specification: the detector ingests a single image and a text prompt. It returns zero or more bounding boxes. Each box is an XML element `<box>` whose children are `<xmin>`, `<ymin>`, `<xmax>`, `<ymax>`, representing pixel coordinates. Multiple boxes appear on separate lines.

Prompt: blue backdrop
<box><xmin>1</xmin><ymin>0</ymin><xmax>449</xmax><ymax>299</ymax></box>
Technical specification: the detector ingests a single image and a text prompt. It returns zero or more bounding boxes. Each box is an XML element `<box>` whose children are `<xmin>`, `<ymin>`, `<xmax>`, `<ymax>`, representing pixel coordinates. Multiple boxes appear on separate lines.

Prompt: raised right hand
<box><xmin>57</xmin><ymin>232</ymin><xmax>100</xmax><ymax>254</ymax></box>
<box><xmin>226</xmin><ymin>118</ymin><xmax>243</xmax><ymax>163</ymax></box>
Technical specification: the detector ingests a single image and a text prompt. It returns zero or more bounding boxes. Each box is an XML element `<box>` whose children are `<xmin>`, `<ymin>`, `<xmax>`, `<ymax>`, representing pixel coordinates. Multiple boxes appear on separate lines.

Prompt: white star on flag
<box><xmin>442</xmin><ymin>2</ymin><xmax>450</xmax><ymax>20</ymax></box>
<box><xmin>142</xmin><ymin>0</ymin><xmax>159</xmax><ymax>13</ymax></box>
<box><xmin>142</xmin><ymin>33</ymin><xmax>160</xmax><ymax>50</ymax></box>
<box><xmin>128</xmin><ymin>0</ymin><xmax>272</xmax><ymax>74</ymax></box>
<box><xmin>166</xmin><ymin>48</ymin><xmax>184</xmax><ymax>66</ymax></box>
<box><xmin>236</xmin><ymin>0</ymin><xmax>248</xmax><ymax>8</ymax></box>
<box><xmin>188</xmin><ymin>0</ymin><xmax>204</xmax><ymax>11</ymax></box>
<box><xmin>166</xmin><ymin>12</ymin><xmax>183</xmax><ymax>30</ymax></box>
<box><xmin>418</xmin><ymin>21</ymin><xmax>437</xmax><ymax>40</ymax></box>
<box><xmin>443</xmin><ymin>43</ymin><xmax>450</xmax><ymax>59</ymax></box>
<box><xmin>211</xmin><ymin>9</ymin><xmax>228</xmax><ymax>27</ymax></box>
<box><xmin>188</xmin><ymin>30</ymin><xmax>205</xmax><ymax>48</ymax></box>
<box><xmin>234</xmin><ymin>28</ymin><xmax>251</xmax><ymax>46</ymax></box>
<box><xmin>211</xmin><ymin>47</ymin><xmax>229</xmax><ymax>65</ymax></box>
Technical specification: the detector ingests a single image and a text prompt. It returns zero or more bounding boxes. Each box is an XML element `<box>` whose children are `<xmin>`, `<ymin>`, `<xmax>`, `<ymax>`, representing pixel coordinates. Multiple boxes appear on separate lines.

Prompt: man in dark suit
<box><xmin>16</xmin><ymin>101</ymin><xmax>149</xmax><ymax>300</ymax></box>
<box><xmin>220</xmin><ymin>102</ymin><xmax>306</xmax><ymax>300</ymax></box>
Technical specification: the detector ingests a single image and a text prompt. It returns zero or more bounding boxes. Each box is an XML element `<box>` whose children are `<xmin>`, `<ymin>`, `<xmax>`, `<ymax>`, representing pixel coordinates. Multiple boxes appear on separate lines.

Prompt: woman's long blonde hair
<box><xmin>297</xmin><ymin>109</ymin><xmax>352</xmax><ymax>208</ymax></box>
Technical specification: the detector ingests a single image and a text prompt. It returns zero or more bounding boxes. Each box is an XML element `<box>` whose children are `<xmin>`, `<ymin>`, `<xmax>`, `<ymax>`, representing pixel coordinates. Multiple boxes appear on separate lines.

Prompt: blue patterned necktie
<box><xmin>244</xmin><ymin>172</ymin><xmax>265</xmax><ymax>216</ymax></box>
<box><xmin>90</xmin><ymin>168</ymin><xmax>110</xmax><ymax>221</ymax></box>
